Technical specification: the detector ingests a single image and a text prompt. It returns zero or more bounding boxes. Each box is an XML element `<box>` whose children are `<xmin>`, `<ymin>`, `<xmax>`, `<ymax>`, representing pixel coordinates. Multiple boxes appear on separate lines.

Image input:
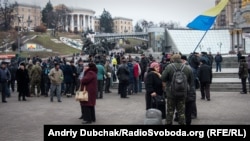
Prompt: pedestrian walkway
<box><xmin>0</xmin><ymin>89</ymin><xmax>250</xmax><ymax>141</ymax></box>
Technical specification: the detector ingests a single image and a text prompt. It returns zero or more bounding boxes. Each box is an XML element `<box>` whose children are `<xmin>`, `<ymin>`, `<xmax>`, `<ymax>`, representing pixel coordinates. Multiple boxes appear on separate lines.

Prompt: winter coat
<box><xmin>239</xmin><ymin>60</ymin><xmax>248</xmax><ymax>79</ymax></box>
<box><xmin>63</xmin><ymin>65</ymin><xmax>73</xmax><ymax>83</ymax></box>
<box><xmin>16</xmin><ymin>68</ymin><xmax>29</xmax><ymax>93</ymax></box>
<box><xmin>161</xmin><ymin>62</ymin><xmax>193</xmax><ymax>99</ymax></box>
<box><xmin>145</xmin><ymin>68</ymin><xmax>164</xmax><ymax>109</ymax></box>
<box><xmin>80</xmin><ymin>69</ymin><xmax>97</xmax><ymax>106</ymax></box>
<box><xmin>197</xmin><ymin>64</ymin><xmax>212</xmax><ymax>83</ymax></box>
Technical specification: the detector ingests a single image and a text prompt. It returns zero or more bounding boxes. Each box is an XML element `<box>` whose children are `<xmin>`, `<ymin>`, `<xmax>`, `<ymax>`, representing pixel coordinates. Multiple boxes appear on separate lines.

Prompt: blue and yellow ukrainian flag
<box><xmin>187</xmin><ymin>0</ymin><xmax>229</xmax><ymax>30</ymax></box>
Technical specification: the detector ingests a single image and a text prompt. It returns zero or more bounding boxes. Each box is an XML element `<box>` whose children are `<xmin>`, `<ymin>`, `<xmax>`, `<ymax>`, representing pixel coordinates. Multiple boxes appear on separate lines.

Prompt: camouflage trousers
<box><xmin>166</xmin><ymin>98</ymin><xmax>186</xmax><ymax>125</ymax></box>
<box><xmin>30</xmin><ymin>79</ymin><xmax>41</xmax><ymax>96</ymax></box>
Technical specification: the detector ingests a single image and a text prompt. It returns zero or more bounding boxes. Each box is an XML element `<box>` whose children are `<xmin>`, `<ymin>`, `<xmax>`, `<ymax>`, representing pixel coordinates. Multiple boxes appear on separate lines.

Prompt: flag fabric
<box><xmin>187</xmin><ymin>0</ymin><xmax>229</xmax><ymax>30</ymax></box>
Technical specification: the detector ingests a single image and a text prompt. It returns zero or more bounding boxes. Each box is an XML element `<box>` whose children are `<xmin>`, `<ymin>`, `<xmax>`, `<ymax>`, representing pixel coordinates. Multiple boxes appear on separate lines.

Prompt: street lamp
<box><xmin>17</xmin><ymin>15</ymin><xmax>23</xmax><ymax>54</ymax></box>
<box><xmin>207</xmin><ymin>47</ymin><xmax>211</xmax><ymax>53</ymax></box>
<box><xmin>217</xmin><ymin>42</ymin><xmax>222</xmax><ymax>53</ymax></box>
<box><xmin>3</xmin><ymin>39</ymin><xmax>9</xmax><ymax>55</ymax></box>
<box><xmin>27</xmin><ymin>16</ymin><xmax>32</xmax><ymax>31</ymax></box>
<box><xmin>199</xmin><ymin>44</ymin><xmax>203</xmax><ymax>52</ymax></box>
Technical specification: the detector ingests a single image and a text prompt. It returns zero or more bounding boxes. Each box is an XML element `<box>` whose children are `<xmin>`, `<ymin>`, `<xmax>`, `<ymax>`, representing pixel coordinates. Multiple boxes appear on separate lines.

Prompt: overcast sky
<box><xmin>11</xmin><ymin>0</ymin><xmax>215</xmax><ymax>27</ymax></box>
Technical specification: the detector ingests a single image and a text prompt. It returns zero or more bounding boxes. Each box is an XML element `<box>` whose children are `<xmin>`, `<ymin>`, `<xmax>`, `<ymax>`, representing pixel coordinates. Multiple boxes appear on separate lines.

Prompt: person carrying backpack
<box><xmin>161</xmin><ymin>54</ymin><xmax>193</xmax><ymax>125</ymax></box>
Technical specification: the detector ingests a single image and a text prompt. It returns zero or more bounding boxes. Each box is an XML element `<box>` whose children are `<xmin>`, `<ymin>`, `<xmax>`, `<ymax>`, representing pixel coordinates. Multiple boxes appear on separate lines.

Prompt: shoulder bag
<box><xmin>75</xmin><ymin>85</ymin><xmax>88</xmax><ymax>101</ymax></box>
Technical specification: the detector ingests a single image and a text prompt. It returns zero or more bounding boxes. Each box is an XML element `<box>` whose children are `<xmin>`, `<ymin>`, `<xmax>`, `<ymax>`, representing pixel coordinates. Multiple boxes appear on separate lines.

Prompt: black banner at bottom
<box><xmin>44</xmin><ymin>125</ymin><xmax>250</xmax><ymax>140</ymax></box>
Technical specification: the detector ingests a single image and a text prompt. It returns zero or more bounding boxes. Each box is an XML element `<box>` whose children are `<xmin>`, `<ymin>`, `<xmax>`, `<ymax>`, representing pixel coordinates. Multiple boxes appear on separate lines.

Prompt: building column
<box><xmin>81</xmin><ymin>15</ymin><xmax>84</xmax><ymax>31</ymax></box>
<box><xmin>230</xmin><ymin>30</ymin><xmax>234</xmax><ymax>51</ymax></box>
<box><xmin>65</xmin><ymin>14</ymin><xmax>68</xmax><ymax>31</ymax></box>
<box><xmin>79</xmin><ymin>15</ymin><xmax>82</xmax><ymax>32</ymax></box>
<box><xmin>77</xmin><ymin>14</ymin><xmax>80</xmax><ymax>32</ymax></box>
<box><xmin>71</xmin><ymin>14</ymin><xmax>74</xmax><ymax>32</ymax></box>
<box><xmin>83</xmin><ymin>15</ymin><xmax>86</xmax><ymax>31</ymax></box>
<box><xmin>237</xmin><ymin>30</ymin><xmax>240</xmax><ymax>52</ymax></box>
<box><xmin>91</xmin><ymin>16</ymin><xmax>94</xmax><ymax>31</ymax></box>
<box><xmin>88</xmin><ymin>15</ymin><xmax>90</xmax><ymax>30</ymax></box>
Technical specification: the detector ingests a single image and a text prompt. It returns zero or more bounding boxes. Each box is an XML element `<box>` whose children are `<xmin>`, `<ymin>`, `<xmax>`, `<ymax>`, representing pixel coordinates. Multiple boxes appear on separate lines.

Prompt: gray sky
<box><xmin>12</xmin><ymin>0</ymin><xmax>215</xmax><ymax>27</ymax></box>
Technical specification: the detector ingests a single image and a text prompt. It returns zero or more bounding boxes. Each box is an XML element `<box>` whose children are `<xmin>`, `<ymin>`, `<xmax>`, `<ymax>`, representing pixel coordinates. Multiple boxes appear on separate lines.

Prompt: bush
<box><xmin>34</xmin><ymin>24</ymin><xmax>47</xmax><ymax>33</ymax></box>
<box><xmin>229</xmin><ymin>50</ymin><xmax>236</xmax><ymax>54</ymax></box>
<box><xmin>125</xmin><ymin>46</ymin><xmax>135</xmax><ymax>53</ymax></box>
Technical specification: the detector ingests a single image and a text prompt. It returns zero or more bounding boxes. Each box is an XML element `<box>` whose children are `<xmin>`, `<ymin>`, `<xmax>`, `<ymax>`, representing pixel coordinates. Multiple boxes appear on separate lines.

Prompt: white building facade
<box><xmin>65</xmin><ymin>8</ymin><xmax>95</xmax><ymax>32</ymax></box>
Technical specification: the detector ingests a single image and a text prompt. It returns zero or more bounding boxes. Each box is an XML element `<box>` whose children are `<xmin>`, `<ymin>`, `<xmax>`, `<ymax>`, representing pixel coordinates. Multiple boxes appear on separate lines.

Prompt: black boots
<box><xmin>18</xmin><ymin>97</ymin><xmax>26</xmax><ymax>101</ymax></box>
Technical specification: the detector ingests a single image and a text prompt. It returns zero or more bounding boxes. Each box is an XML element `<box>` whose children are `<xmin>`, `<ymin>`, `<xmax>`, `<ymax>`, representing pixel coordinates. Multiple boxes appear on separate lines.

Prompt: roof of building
<box><xmin>113</xmin><ymin>17</ymin><xmax>133</xmax><ymax>21</ymax></box>
<box><xmin>167</xmin><ymin>29</ymin><xmax>231</xmax><ymax>55</ymax></box>
<box><xmin>16</xmin><ymin>3</ymin><xmax>41</xmax><ymax>9</ymax></box>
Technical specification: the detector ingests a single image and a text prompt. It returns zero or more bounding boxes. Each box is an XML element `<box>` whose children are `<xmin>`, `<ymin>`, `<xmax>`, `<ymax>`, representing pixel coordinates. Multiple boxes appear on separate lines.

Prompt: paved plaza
<box><xmin>0</xmin><ymin>88</ymin><xmax>250</xmax><ymax>140</ymax></box>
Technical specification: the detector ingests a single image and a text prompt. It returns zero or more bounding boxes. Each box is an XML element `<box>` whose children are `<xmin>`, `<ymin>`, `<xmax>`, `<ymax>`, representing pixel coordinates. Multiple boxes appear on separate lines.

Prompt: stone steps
<box><xmin>111</xmin><ymin>68</ymin><xmax>243</xmax><ymax>92</ymax></box>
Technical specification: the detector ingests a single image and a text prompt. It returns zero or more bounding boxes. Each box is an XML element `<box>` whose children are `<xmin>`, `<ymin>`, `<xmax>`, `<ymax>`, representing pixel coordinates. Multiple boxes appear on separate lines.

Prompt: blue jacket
<box><xmin>0</xmin><ymin>67</ymin><xmax>11</xmax><ymax>83</ymax></box>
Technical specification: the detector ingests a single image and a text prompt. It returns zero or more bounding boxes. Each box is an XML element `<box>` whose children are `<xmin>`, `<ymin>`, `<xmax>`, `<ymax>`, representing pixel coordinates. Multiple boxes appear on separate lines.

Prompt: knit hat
<box><xmin>181</xmin><ymin>55</ymin><xmax>187</xmax><ymax>61</ymax></box>
<box><xmin>150</xmin><ymin>62</ymin><xmax>159</xmax><ymax>68</ymax></box>
<box><xmin>19</xmin><ymin>62</ymin><xmax>25</xmax><ymax>67</ymax></box>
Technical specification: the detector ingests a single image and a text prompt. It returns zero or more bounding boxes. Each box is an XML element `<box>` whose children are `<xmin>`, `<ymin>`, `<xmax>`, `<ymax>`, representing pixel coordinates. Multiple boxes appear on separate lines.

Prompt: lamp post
<box><xmin>3</xmin><ymin>39</ymin><xmax>9</xmax><ymax>55</ymax></box>
<box><xmin>17</xmin><ymin>15</ymin><xmax>23</xmax><ymax>54</ymax></box>
<box><xmin>199</xmin><ymin>44</ymin><xmax>203</xmax><ymax>52</ymax></box>
<box><xmin>207</xmin><ymin>47</ymin><xmax>211</xmax><ymax>53</ymax></box>
<box><xmin>217</xmin><ymin>42</ymin><xmax>222</xmax><ymax>54</ymax></box>
<box><xmin>27</xmin><ymin>16</ymin><xmax>32</xmax><ymax>31</ymax></box>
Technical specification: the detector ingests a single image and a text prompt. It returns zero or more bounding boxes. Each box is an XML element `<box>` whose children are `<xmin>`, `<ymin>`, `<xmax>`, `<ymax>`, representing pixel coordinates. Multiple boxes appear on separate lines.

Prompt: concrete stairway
<box><xmin>210</xmin><ymin>68</ymin><xmax>242</xmax><ymax>92</ymax></box>
<box><xmin>111</xmin><ymin>68</ymin><xmax>242</xmax><ymax>92</ymax></box>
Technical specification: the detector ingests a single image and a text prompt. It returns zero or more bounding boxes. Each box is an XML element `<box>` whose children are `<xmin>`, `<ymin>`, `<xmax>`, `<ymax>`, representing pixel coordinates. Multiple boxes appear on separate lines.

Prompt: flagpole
<box><xmin>192</xmin><ymin>30</ymin><xmax>208</xmax><ymax>53</ymax></box>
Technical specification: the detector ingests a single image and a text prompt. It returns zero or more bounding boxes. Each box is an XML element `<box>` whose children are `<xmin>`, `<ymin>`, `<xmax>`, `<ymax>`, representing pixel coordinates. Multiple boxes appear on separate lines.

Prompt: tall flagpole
<box><xmin>192</xmin><ymin>30</ymin><xmax>208</xmax><ymax>53</ymax></box>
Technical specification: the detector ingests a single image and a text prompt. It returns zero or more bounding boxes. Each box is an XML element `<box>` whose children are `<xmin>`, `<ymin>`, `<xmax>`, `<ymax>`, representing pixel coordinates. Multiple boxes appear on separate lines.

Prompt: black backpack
<box><xmin>170</xmin><ymin>64</ymin><xmax>188</xmax><ymax>98</ymax></box>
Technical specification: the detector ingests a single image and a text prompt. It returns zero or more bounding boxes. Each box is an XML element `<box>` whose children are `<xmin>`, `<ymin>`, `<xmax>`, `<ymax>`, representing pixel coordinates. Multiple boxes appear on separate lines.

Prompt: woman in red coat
<box><xmin>80</xmin><ymin>62</ymin><xmax>98</xmax><ymax>124</ymax></box>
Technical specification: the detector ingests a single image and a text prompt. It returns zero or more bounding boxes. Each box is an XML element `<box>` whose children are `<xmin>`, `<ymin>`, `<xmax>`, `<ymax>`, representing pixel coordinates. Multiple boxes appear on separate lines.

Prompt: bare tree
<box><xmin>0</xmin><ymin>0</ymin><xmax>16</xmax><ymax>31</ymax></box>
<box><xmin>141</xmin><ymin>20</ymin><xmax>148</xmax><ymax>32</ymax></box>
<box><xmin>53</xmin><ymin>4</ymin><xmax>70</xmax><ymax>32</ymax></box>
<box><xmin>159</xmin><ymin>21</ymin><xmax>181</xmax><ymax>29</ymax></box>
<box><xmin>137</xmin><ymin>19</ymin><xmax>155</xmax><ymax>32</ymax></box>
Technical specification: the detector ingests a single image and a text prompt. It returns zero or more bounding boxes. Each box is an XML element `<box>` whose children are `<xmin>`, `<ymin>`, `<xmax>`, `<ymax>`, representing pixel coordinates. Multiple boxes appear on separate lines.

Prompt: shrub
<box><xmin>125</xmin><ymin>46</ymin><xmax>135</xmax><ymax>53</ymax></box>
<box><xmin>34</xmin><ymin>24</ymin><xmax>47</xmax><ymax>33</ymax></box>
<box><xmin>228</xmin><ymin>50</ymin><xmax>236</xmax><ymax>54</ymax></box>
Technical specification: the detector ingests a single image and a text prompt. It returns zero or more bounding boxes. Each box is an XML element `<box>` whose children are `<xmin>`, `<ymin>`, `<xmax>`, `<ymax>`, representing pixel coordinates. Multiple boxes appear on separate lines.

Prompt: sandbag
<box><xmin>144</xmin><ymin>108</ymin><xmax>162</xmax><ymax>125</ymax></box>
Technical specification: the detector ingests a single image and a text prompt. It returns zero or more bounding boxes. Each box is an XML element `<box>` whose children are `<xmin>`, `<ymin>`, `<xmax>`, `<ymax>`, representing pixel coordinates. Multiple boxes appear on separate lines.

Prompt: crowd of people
<box><xmin>0</xmin><ymin>50</ymin><xmax>236</xmax><ymax>125</ymax></box>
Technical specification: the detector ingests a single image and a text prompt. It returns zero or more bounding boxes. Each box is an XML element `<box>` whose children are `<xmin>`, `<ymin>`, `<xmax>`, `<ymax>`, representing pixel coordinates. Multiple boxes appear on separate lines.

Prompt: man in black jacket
<box><xmin>116</xmin><ymin>58</ymin><xmax>130</xmax><ymax>98</ymax></box>
<box><xmin>198</xmin><ymin>59</ymin><xmax>213</xmax><ymax>101</ymax></box>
